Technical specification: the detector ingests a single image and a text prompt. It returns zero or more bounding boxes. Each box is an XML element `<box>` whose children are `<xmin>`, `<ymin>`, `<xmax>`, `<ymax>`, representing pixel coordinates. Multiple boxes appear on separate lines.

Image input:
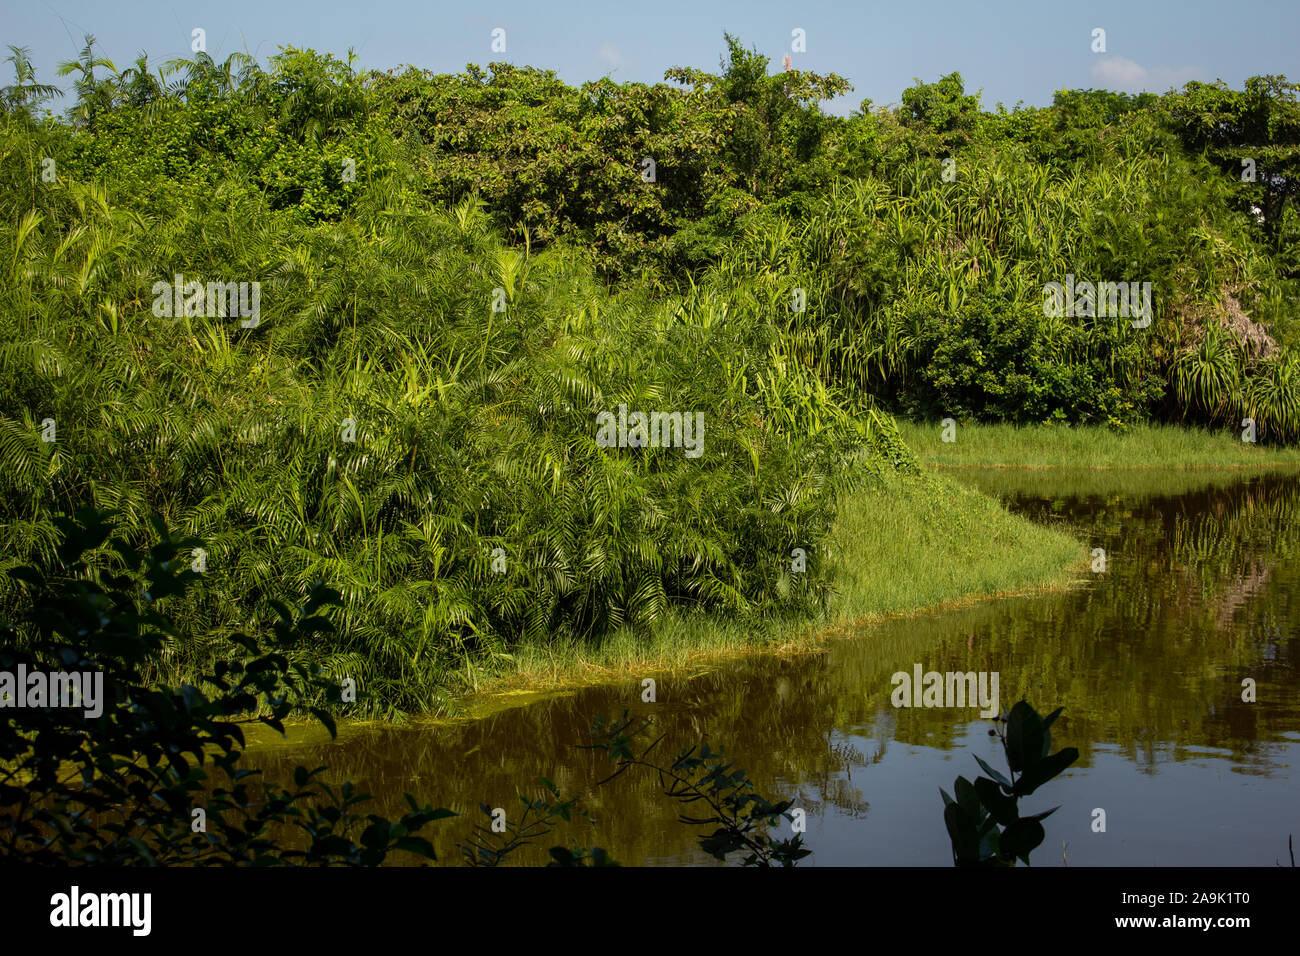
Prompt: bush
<box><xmin>0</xmin><ymin>508</ymin><xmax>453</xmax><ymax>865</ymax></box>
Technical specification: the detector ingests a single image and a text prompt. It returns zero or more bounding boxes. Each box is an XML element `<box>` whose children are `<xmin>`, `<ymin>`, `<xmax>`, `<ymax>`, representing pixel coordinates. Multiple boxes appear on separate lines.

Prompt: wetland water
<box><xmin>243</xmin><ymin>469</ymin><xmax>1300</xmax><ymax>865</ymax></box>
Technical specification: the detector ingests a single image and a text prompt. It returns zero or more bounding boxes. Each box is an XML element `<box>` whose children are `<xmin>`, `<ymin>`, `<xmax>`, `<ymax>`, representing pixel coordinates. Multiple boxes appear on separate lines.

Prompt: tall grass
<box><xmin>470</xmin><ymin>468</ymin><xmax>1086</xmax><ymax>705</ymax></box>
<box><xmin>895</xmin><ymin>420</ymin><xmax>1300</xmax><ymax>469</ymax></box>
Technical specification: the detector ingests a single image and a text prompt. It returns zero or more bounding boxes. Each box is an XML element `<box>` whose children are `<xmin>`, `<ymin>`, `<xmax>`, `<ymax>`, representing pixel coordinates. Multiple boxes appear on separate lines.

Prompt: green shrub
<box><xmin>0</xmin><ymin>508</ymin><xmax>453</xmax><ymax>865</ymax></box>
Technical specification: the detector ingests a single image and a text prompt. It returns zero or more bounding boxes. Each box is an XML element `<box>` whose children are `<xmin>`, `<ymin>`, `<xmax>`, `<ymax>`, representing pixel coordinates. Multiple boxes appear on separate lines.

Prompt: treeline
<box><xmin>7</xmin><ymin>36</ymin><xmax>1298</xmax><ymax>435</ymax></box>
<box><xmin>0</xmin><ymin>35</ymin><xmax>1297</xmax><ymax>711</ymax></box>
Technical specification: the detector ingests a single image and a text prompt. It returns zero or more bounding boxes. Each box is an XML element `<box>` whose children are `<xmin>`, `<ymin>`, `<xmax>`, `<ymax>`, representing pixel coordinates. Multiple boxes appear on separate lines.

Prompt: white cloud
<box><xmin>1091</xmin><ymin>56</ymin><xmax>1147</xmax><ymax>88</ymax></box>
<box><xmin>1090</xmin><ymin>56</ymin><xmax>1204</xmax><ymax>93</ymax></box>
<box><xmin>597</xmin><ymin>44</ymin><xmax>623</xmax><ymax>69</ymax></box>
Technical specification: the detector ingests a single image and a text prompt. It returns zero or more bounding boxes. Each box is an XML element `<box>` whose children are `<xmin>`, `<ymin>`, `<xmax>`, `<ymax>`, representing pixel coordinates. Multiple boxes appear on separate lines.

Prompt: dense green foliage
<box><xmin>0</xmin><ymin>509</ymin><xmax>453</xmax><ymax>864</ymax></box>
<box><xmin>1</xmin><ymin>34</ymin><xmax>1298</xmax><ymax>714</ymax></box>
<box><xmin>0</xmin><ymin>38</ymin><xmax>907</xmax><ymax>716</ymax></box>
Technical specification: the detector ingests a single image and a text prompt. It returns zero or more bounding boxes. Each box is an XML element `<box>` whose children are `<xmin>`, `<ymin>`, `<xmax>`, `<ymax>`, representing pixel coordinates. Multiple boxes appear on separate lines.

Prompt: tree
<box><xmin>666</xmin><ymin>33</ymin><xmax>851</xmax><ymax>200</ymax></box>
<box><xmin>56</xmin><ymin>35</ymin><xmax>118</xmax><ymax>131</ymax></box>
<box><xmin>1</xmin><ymin>47</ymin><xmax>60</xmax><ymax>117</ymax></box>
<box><xmin>900</xmin><ymin>72</ymin><xmax>982</xmax><ymax>152</ymax></box>
<box><xmin>1163</xmin><ymin>75</ymin><xmax>1300</xmax><ymax>260</ymax></box>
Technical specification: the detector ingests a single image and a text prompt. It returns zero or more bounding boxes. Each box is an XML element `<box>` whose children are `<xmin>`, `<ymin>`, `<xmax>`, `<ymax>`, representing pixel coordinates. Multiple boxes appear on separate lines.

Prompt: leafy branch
<box><xmin>584</xmin><ymin>710</ymin><xmax>811</xmax><ymax>867</ymax></box>
<box><xmin>940</xmin><ymin>700</ymin><xmax>1078</xmax><ymax>867</ymax></box>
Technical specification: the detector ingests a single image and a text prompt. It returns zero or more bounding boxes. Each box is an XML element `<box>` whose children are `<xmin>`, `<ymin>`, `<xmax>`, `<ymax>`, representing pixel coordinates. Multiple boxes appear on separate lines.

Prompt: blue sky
<box><xmin>5</xmin><ymin>0</ymin><xmax>1297</xmax><ymax>116</ymax></box>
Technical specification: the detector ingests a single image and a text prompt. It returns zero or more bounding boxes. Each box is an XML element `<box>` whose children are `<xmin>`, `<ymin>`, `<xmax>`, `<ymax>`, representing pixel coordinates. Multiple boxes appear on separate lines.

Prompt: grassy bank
<box><xmin>941</xmin><ymin>466</ymin><xmax>1292</xmax><ymax>502</ymax></box>
<box><xmin>897</xmin><ymin>421</ymin><xmax>1300</xmax><ymax>469</ymax></box>
<box><xmin>450</xmin><ymin>468</ymin><xmax>1086</xmax><ymax>714</ymax></box>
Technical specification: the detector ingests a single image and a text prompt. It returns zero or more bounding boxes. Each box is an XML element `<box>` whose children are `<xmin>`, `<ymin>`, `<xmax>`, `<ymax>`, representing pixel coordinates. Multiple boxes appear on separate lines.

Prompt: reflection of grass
<box><xmin>897</xmin><ymin>421</ymin><xmax>1300</xmax><ymax>469</ymax></box>
<box><xmin>452</xmin><ymin>469</ymin><xmax>1085</xmax><ymax>711</ymax></box>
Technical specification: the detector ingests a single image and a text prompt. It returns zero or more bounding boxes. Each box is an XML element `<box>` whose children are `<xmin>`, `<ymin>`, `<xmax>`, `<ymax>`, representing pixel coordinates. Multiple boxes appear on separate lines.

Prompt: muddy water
<box><xmin>242</xmin><ymin>470</ymin><xmax>1300</xmax><ymax>866</ymax></box>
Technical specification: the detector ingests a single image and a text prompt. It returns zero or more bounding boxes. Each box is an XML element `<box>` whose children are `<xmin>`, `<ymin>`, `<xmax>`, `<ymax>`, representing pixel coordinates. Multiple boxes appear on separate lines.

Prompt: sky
<box><xmin>4</xmin><ymin>0</ymin><xmax>1297</xmax><ymax>117</ymax></box>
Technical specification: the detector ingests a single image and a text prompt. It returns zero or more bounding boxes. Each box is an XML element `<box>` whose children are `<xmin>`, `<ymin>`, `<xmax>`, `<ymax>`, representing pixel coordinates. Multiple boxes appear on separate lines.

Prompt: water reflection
<box><xmin>242</xmin><ymin>471</ymin><xmax>1300</xmax><ymax>866</ymax></box>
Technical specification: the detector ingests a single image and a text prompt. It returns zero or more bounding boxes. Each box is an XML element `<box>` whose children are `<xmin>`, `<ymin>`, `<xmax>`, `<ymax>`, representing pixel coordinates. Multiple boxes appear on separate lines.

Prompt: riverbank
<box><xmin>896</xmin><ymin>421</ymin><xmax>1300</xmax><ymax>469</ymax></box>
<box><xmin>239</xmin><ymin>465</ymin><xmax>1300</xmax><ymax>868</ymax></box>
<box><xmin>441</xmin><ymin>468</ymin><xmax>1087</xmax><ymax>717</ymax></box>
<box><xmin>442</xmin><ymin>420</ymin><xmax>1300</xmax><ymax>716</ymax></box>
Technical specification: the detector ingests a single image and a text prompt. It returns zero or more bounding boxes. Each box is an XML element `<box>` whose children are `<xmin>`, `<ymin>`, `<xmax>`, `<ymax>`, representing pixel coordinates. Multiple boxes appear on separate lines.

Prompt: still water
<box><xmin>243</xmin><ymin>469</ymin><xmax>1300</xmax><ymax>865</ymax></box>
